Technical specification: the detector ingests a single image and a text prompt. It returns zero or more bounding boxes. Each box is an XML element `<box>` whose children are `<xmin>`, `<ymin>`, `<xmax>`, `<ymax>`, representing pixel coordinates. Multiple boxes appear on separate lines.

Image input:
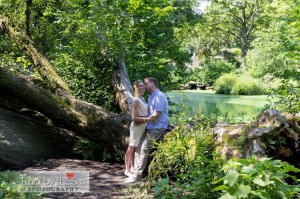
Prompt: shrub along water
<box><xmin>215</xmin><ymin>73</ymin><xmax>265</xmax><ymax>95</ymax></box>
<box><xmin>214</xmin><ymin>73</ymin><xmax>238</xmax><ymax>95</ymax></box>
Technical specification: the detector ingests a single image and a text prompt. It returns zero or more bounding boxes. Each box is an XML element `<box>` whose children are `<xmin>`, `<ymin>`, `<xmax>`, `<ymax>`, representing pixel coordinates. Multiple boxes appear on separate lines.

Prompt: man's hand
<box><xmin>133</xmin><ymin>121</ymin><xmax>144</xmax><ymax>126</ymax></box>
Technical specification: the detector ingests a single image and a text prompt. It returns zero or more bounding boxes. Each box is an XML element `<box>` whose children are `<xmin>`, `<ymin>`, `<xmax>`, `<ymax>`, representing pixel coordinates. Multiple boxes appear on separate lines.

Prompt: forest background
<box><xmin>1</xmin><ymin>0</ymin><xmax>300</xmax><ymax>198</ymax></box>
<box><xmin>1</xmin><ymin>0</ymin><xmax>299</xmax><ymax>114</ymax></box>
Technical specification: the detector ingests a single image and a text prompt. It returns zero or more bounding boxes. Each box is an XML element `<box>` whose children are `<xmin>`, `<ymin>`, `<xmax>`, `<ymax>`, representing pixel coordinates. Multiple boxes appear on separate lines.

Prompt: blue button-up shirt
<box><xmin>146</xmin><ymin>89</ymin><xmax>168</xmax><ymax>129</ymax></box>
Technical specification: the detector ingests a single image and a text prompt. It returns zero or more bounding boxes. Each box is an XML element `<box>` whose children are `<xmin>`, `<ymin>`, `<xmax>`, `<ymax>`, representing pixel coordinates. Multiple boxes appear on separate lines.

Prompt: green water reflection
<box><xmin>167</xmin><ymin>90</ymin><xmax>269</xmax><ymax>122</ymax></box>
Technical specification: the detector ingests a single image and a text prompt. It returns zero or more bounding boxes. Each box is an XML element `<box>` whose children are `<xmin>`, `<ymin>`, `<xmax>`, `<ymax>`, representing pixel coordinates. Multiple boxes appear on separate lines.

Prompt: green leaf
<box><xmin>233</xmin><ymin>184</ymin><xmax>251</xmax><ymax>198</ymax></box>
<box><xmin>213</xmin><ymin>184</ymin><xmax>228</xmax><ymax>191</ymax></box>
<box><xmin>222</xmin><ymin>159</ymin><xmax>243</xmax><ymax>171</ymax></box>
<box><xmin>283</xmin><ymin>163</ymin><xmax>300</xmax><ymax>173</ymax></box>
<box><xmin>258</xmin><ymin>157</ymin><xmax>271</xmax><ymax>162</ymax></box>
<box><xmin>253</xmin><ymin>177</ymin><xmax>275</xmax><ymax>187</ymax></box>
<box><xmin>250</xmin><ymin>190</ymin><xmax>265</xmax><ymax>198</ymax></box>
<box><xmin>273</xmin><ymin>190</ymin><xmax>287</xmax><ymax>199</ymax></box>
<box><xmin>155</xmin><ymin>185</ymin><xmax>162</xmax><ymax>193</ymax></box>
<box><xmin>212</xmin><ymin>177</ymin><xmax>225</xmax><ymax>184</ymax></box>
<box><xmin>160</xmin><ymin>177</ymin><xmax>169</xmax><ymax>185</ymax></box>
<box><xmin>219</xmin><ymin>193</ymin><xmax>237</xmax><ymax>199</ymax></box>
<box><xmin>241</xmin><ymin>165</ymin><xmax>256</xmax><ymax>174</ymax></box>
<box><xmin>225</xmin><ymin>170</ymin><xmax>239</xmax><ymax>187</ymax></box>
<box><xmin>253</xmin><ymin>178</ymin><xmax>267</xmax><ymax>186</ymax></box>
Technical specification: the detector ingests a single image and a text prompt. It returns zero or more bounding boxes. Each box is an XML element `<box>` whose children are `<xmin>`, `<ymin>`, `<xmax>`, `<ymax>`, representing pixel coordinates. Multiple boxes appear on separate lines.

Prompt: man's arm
<box><xmin>148</xmin><ymin>110</ymin><xmax>160</xmax><ymax>120</ymax></box>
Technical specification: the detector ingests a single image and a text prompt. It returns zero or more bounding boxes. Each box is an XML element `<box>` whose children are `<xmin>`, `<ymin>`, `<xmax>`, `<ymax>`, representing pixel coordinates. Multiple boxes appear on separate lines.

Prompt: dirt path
<box><xmin>24</xmin><ymin>159</ymin><xmax>128</xmax><ymax>199</ymax></box>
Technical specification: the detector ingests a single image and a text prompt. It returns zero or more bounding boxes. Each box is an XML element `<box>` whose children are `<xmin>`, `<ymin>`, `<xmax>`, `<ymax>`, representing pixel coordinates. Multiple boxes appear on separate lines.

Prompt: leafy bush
<box><xmin>75</xmin><ymin>139</ymin><xmax>101</xmax><ymax>160</ymax></box>
<box><xmin>201</xmin><ymin>59</ymin><xmax>236</xmax><ymax>86</ymax></box>
<box><xmin>214</xmin><ymin>73</ymin><xmax>238</xmax><ymax>94</ymax></box>
<box><xmin>259</xmin><ymin>75</ymin><xmax>282</xmax><ymax>93</ymax></box>
<box><xmin>231</xmin><ymin>78</ymin><xmax>264</xmax><ymax>95</ymax></box>
<box><xmin>215</xmin><ymin>73</ymin><xmax>266</xmax><ymax>95</ymax></box>
<box><xmin>185</xmin><ymin>67</ymin><xmax>204</xmax><ymax>84</ymax></box>
<box><xmin>148</xmin><ymin>117</ymin><xmax>223</xmax><ymax>198</ymax></box>
<box><xmin>0</xmin><ymin>171</ymin><xmax>41</xmax><ymax>199</ymax></box>
<box><xmin>268</xmin><ymin>79</ymin><xmax>300</xmax><ymax>114</ymax></box>
<box><xmin>213</xmin><ymin>157</ymin><xmax>300</xmax><ymax>199</ymax></box>
<box><xmin>142</xmin><ymin>112</ymin><xmax>300</xmax><ymax>199</ymax></box>
<box><xmin>184</xmin><ymin>59</ymin><xmax>235</xmax><ymax>86</ymax></box>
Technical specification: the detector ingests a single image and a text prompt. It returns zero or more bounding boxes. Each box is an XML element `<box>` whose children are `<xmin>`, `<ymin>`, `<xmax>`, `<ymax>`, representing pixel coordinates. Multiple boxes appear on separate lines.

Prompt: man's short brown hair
<box><xmin>144</xmin><ymin>77</ymin><xmax>158</xmax><ymax>87</ymax></box>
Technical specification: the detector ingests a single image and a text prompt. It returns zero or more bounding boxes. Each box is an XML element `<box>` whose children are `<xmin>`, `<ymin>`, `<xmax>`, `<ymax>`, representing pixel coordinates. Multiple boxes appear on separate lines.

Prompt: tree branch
<box><xmin>0</xmin><ymin>15</ymin><xmax>71</xmax><ymax>96</ymax></box>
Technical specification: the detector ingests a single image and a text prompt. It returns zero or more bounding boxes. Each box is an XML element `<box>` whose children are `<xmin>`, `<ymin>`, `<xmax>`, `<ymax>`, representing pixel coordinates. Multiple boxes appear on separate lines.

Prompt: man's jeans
<box><xmin>133</xmin><ymin>128</ymin><xmax>166</xmax><ymax>176</ymax></box>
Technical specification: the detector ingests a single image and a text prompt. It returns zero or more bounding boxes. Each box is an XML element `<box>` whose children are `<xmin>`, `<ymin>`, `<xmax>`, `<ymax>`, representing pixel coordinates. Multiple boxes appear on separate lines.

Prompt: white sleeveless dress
<box><xmin>129</xmin><ymin>97</ymin><xmax>148</xmax><ymax>147</ymax></box>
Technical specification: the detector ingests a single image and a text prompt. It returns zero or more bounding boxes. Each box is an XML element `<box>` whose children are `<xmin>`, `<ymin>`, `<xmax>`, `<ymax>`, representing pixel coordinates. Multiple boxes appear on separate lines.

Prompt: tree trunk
<box><xmin>0</xmin><ymin>106</ymin><xmax>80</xmax><ymax>170</ymax></box>
<box><xmin>25</xmin><ymin>0</ymin><xmax>32</xmax><ymax>38</ymax></box>
<box><xmin>0</xmin><ymin>16</ymin><xmax>70</xmax><ymax>96</ymax></box>
<box><xmin>0</xmin><ymin>15</ymin><xmax>133</xmax><ymax>157</ymax></box>
<box><xmin>0</xmin><ymin>67</ymin><xmax>128</xmax><ymax>154</ymax></box>
<box><xmin>112</xmin><ymin>51</ymin><xmax>135</xmax><ymax>114</ymax></box>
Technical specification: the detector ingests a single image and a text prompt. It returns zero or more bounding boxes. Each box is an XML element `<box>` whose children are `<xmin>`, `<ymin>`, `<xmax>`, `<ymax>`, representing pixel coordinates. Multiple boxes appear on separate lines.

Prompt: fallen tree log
<box><xmin>0</xmin><ymin>107</ymin><xmax>80</xmax><ymax>170</ymax></box>
<box><xmin>0</xmin><ymin>67</ymin><xmax>129</xmax><ymax>155</ymax></box>
<box><xmin>1</xmin><ymin>15</ymin><xmax>134</xmax><ymax>115</ymax></box>
<box><xmin>0</xmin><ymin>16</ymin><xmax>70</xmax><ymax>96</ymax></box>
<box><xmin>0</xmin><ymin>15</ymin><xmax>133</xmax><ymax>158</ymax></box>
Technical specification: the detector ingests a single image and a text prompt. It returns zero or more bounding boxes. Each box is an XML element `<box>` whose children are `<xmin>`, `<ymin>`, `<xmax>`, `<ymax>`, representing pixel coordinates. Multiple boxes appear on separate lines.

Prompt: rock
<box><xmin>244</xmin><ymin>109</ymin><xmax>300</xmax><ymax>168</ymax></box>
<box><xmin>248</xmin><ymin>126</ymin><xmax>276</xmax><ymax>139</ymax></box>
<box><xmin>213</xmin><ymin>123</ymin><xmax>244</xmax><ymax>143</ymax></box>
<box><xmin>187</xmin><ymin>81</ymin><xmax>198</xmax><ymax>90</ymax></box>
<box><xmin>212</xmin><ymin>108</ymin><xmax>300</xmax><ymax>168</ymax></box>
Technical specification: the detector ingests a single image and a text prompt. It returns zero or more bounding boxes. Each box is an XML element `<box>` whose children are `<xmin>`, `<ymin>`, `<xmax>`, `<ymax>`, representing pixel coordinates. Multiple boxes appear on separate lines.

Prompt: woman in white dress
<box><xmin>124</xmin><ymin>80</ymin><xmax>154</xmax><ymax>176</ymax></box>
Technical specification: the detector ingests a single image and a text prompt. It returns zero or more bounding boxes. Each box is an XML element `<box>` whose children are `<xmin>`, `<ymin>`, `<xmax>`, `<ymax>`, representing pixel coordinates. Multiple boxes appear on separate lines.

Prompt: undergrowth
<box><xmin>123</xmin><ymin>114</ymin><xmax>300</xmax><ymax>198</ymax></box>
<box><xmin>0</xmin><ymin>171</ymin><xmax>41</xmax><ymax>199</ymax></box>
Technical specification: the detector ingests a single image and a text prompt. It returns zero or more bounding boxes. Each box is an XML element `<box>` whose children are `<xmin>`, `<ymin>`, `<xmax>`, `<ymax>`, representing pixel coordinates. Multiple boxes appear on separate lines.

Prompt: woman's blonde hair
<box><xmin>133</xmin><ymin>80</ymin><xmax>143</xmax><ymax>95</ymax></box>
<box><xmin>133</xmin><ymin>79</ymin><xmax>143</xmax><ymax>88</ymax></box>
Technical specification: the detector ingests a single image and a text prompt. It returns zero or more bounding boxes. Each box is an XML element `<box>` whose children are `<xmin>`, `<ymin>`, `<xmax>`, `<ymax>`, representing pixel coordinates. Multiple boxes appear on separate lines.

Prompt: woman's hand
<box><xmin>133</xmin><ymin>121</ymin><xmax>144</xmax><ymax>126</ymax></box>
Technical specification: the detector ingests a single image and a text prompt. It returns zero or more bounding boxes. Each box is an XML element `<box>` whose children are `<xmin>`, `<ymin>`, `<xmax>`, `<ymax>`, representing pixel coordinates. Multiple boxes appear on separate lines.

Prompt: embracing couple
<box><xmin>124</xmin><ymin>77</ymin><xmax>168</xmax><ymax>183</ymax></box>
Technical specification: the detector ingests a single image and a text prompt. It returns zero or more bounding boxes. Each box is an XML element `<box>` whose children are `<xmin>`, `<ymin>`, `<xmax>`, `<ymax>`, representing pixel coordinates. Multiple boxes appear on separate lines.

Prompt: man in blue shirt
<box><xmin>125</xmin><ymin>77</ymin><xmax>168</xmax><ymax>183</ymax></box>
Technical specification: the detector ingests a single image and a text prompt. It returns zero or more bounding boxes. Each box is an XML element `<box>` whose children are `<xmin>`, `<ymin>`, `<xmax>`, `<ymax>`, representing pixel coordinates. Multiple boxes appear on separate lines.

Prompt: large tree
<box><xmin>194</xmin><ymin>0</ymin><xmax>270</xmax><ymax>68</ymax></box>
<box><xmin>0</xmin><ymin>16</ymin><xmax>129</xmax><ymax>155</ymax></box>
<box><xmin>0</xmin><ymin>0</ymin><xmax>199</xmax><ymax>157</ymax></box>
<box><xmin>246</xmin><ymin>0</ymin><xmax>299</xmax><ymax>78</ymax></box>
<box><xmin>0</xmin><ymin>0</ymin><xmax>198</xmax><ymax>108</ymax></box>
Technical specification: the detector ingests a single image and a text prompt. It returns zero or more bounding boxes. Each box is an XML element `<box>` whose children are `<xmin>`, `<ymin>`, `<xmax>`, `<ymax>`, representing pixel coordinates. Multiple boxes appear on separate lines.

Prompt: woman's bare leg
<box><xmin>125</xmin><ymin>146</ymin><xmax>135</xmax><ymax>174</ymax></box>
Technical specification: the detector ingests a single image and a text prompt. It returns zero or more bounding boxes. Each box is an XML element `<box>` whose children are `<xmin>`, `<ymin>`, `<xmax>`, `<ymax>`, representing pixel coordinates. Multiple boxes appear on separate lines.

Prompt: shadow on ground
<box><xmin>24</xmin><ymin>159</ymin><xmax>128</xmax><ymax>199</ymax></box>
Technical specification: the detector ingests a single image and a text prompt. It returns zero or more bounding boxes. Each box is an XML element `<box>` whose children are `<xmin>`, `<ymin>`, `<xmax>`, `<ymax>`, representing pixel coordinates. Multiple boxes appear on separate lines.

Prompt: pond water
<box><xmin>166</xmin><ymin>90</ymin><xmax>269</xmax><ymax>123</ymax></box>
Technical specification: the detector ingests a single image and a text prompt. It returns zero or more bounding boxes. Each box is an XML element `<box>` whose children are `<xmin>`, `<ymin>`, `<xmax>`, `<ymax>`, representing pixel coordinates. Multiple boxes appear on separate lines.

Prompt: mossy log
<box><xmin>0</xmin><ymin>106</ymin><xmax>79</xmax><ymax>170</ymax></box>
<box><xmin>0</xmin><ymin>16</ymin><xmax>70</xmax><ymax>96</ymax></box>
<box><xmin>0</xmin><ymin>15</ymin><xmax>132</xmax><ymax>156</ymax></box>
<box><xmin>0</xmin><ymin>68</ymin><xmax>129</xmax><ymax>155</ymax></box>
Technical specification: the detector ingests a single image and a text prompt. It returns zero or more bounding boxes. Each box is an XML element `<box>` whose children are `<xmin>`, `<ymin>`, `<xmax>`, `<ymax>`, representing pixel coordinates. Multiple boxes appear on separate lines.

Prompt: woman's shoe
<box><xmin>124</xmin><ymin>174</ymin><xmax>142</xmax><ymax>184</ymax></box>
<box><xmin>124</xmin><ymin>171</ymin><xmax>133</xmax><ymax>177</ymax></box>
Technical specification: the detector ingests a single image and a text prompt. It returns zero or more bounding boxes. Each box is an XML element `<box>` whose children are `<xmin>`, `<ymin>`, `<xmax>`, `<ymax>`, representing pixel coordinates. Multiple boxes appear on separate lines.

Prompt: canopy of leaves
<box><xmin>246</xmin><ymin>0</ymin><xmax>299</xmax><ymax>79</ymax></box>
<box><xmin>0</xmin><ymin>0</ymin><xmax>199</xmax><ymax>111</ymax></box>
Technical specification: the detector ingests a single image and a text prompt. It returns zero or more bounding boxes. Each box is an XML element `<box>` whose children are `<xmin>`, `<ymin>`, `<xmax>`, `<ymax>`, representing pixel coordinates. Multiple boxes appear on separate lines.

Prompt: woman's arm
<box><xmin>143</xmin><ymin>110</ymin><xmax>160</xmax><ymax>123</ymax></box>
